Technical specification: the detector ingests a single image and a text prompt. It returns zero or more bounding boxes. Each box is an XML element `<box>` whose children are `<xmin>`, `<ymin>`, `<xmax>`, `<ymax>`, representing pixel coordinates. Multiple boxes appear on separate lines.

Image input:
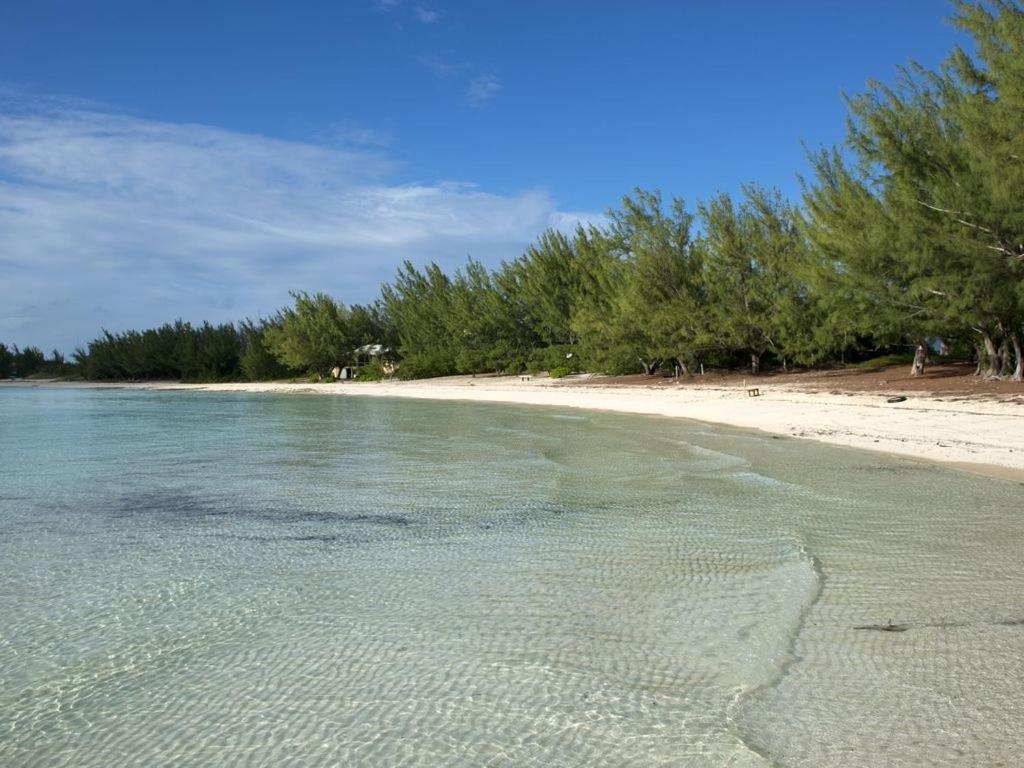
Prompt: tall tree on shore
<box><xmin>380</xmin><ymin>261</ymin><xmax>460</xmax><ymax>378</ymax></box>
<box><xmin>608</xmin><ymin>190</ymin><xmax>705</xmax><ymax>375</ymax></box>
<box><xmin>698</xmin><ymin>187</ymin><xmax>807</xmax><ymax>374</ymax></box>
<box><xmin>447</xmin><ymin>259</ymin><xmax>534</xmax><ymax>373</ymax></box>
<box><xmin>569</xmin><ymin>225</ymin><xmax>637</xmax><ymax>373</ymax></box>
<box><xmin>509</xmin><ymin>230</ymin><xmax>579</xmax><ymax>349</ymax></box>
<box><xmin>239</xmin><ymin>318</ymin><xmax>293</xmax><ymax>381</ymax></box>
<box><xmin>804</xmin><ymin>0</ymin><xmax>1024</xmax><ymax>378</ymax></box>
<box><xmin>263</xmin><ymin>292</ymin><xmax>363</xmax><ymax>377</ymax></box>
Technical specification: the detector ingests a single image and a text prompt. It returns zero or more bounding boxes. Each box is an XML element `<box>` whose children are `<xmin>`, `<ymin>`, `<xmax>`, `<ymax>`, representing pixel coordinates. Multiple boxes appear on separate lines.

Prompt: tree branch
<box><xmin>916</xmin><ymin>199</ymin><xmax>1023</xmax><ymax>260</ymax></box>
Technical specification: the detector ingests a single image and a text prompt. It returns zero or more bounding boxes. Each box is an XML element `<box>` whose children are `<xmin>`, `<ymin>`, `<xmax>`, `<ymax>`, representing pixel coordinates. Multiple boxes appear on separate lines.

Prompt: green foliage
<box><xmin>605</xmin><ymin>189</ymin><xmax>704</xmax><ymax>374</ymax></box>
<box><xmin>548</xmin><ymin>366</ymin><xmax>571</xmax><ymax>379</ymax></box>
<box><xmin>0</xmin><ymin>344</ymin><xmax>65</xmax><ymax>378</ymax></box>
<box><xmin>697</xmin><ymin>187</ymin><xmax>814</xmax><ymax>372</ymax></box>
<box><xmin>74</xmin><ymin>322</ymin><xmax>241</xmax><ymax>381</ymax></box>
<box><xmin>0</xmin><ymin>343</ymin><xmax>12</xmax><ymax>378</ymax></box>
<box><xmin>239</xmin><ymin>319</ymin><xmax>293</xmax><ymax>381</ymax></box>
<box><xmin>175</xmin><ymin>322</ymin><xmax>242</xmax><ymax>381</ymax></box>
<box><xmin>354</xmin><ymin>357</ymin><xmax>388</xmax><ymax>381</ymax></box>
<box><xmin>804</xmin><ymin>0</ymin><xmax>1024</xmax><ymax>377</ymax></box>
<box><xmin>846</xmin><ymin>353</ymin><xmax>916</xmax><ymax>370</ymax></box>
<box><xmin>13</xmin><ymin>345</ymin><xmax>46</xmax><ymax>377</ymax></box>
<box><xmin>382</xmin><ymin>262</ymin><xmax>459</xmax><ymax>374</ymax></box>
<box><xmin>263</xmin><ymin>292</ymin><xmax>351</xmax><ymax>376</ymax></box>
<box><xmin>508</xmin><ymin>229</ymin><xmax>578</xmax><ymax>346</ymax></box>
<box><xmin>526</xmin><ymin>344</ymin><xmax>575</xmax><ymax>375</ymax></box>
<box><xmin>383</xmin><ymin>259</ymin><xmax>533</xmax><ymax>376</ymax></box>
<box><xmin>394</xmin><ymin>350</ymin><xmax>458</xmax><ymax>380</ymax></box>
<box><xmin>568</xmin><ymin>225</ymin><xmax>639</xmax><ymax>374</ymax></box>
<box><xmin>262</xmin><ymin>292</ymin><xmax>385</xmax><ymax>377</ymax></box>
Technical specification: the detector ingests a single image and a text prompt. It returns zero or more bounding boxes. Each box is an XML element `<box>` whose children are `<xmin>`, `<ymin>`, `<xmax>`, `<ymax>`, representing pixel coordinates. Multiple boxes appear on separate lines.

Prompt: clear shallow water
<box><xmin>0</xmin><ymin>388</ymin><xmax>1022</xmax><ymax>767</ymax></box>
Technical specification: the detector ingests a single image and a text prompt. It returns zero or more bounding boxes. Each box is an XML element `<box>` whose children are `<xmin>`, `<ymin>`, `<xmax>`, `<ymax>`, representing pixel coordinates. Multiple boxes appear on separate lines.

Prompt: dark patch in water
<box><xmin>224</xmin><ymin>533</ymin><xmax>345</xmax><ymax>544</ymax></box>
<box><xmin>474</xmin><ymin>499</ymin><xmax>571</xmax><ymax>532</ymax></box>
<box><xmin>113</xmin><ymin>490</ymin><xmax>231</xmax><ymax>520</ymax></box>
<box><xmin>860</xmin><ymin>463</ymin><xmax>935</xmax><ymax>474</ymax></box>
<box><xmin>290</xmin><ymin>534</ymin><xmax>342</xmax><ymax>543</ymax></box>
<box><xmin>344</xmin><ymin>512</ymin><xmax>412</xmax><ymax>527</ymax></box>
<box><xmin>113</xmin><ymin>490</ymin><xmax>413</xmax><ymax>528</ymax></box>
<box><xmin>855</xmin><ymin>617</ymin><xmax>1024</xmax><ymax>632</ymax></box>
<box><xmin>854</xmin><ymin>621</ymin><xmax>910</xmax><ymax>633</ymax></box>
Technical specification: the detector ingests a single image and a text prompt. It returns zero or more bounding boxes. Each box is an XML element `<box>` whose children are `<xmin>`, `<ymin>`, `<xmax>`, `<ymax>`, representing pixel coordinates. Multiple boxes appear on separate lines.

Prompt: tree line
<box><xmin>0</xmin><ymin>344</ymin><xmax>66</xmax><ymax>379</ymax></box>
<box><xmin>5</xmin><ymin>1</ymin><xmax>1022</xmax><ymax>383</ymax></box>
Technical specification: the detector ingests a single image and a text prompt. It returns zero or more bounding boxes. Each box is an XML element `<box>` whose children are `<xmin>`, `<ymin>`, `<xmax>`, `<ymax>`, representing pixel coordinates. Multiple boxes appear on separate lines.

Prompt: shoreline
<box><xmin>6</xmin><ymin>374</ymin><xmax>1024</xmax><ymax>482</ymax></box>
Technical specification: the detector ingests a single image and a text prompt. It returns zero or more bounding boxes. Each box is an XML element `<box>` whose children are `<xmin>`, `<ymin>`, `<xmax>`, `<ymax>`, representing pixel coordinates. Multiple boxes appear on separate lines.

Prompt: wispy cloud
<box><xmin>416</xmin><ymin>55</ymin><xmax>470</xmax><ymax>79</ymax></box>
<box><xmin>0</xmin><ymin>99</ymin><xmax>597</xmax><ymax>351</ymax></box>
<box><xmin>418</xmin><ymin>58</ymin><xmax>501</xmax><ymax>106</ymax></box>
<box><xmin>317</xmin><ymin>120</ymin><xmax>392</xmax><ymax>148</ymax></box>
<box><xmin>413</xmin><ymin>5</ymin><xmax>440</xmax><ymax>23</ymax></box>
<box><xmin>468</xmin><ymin>74</ymin><xmax>501</xmax><ymax>106</ymax></box>
<box><xmin>373</xmin><ymin>0</ymin><xmax>439</xmax><ymax>24</ymax></box>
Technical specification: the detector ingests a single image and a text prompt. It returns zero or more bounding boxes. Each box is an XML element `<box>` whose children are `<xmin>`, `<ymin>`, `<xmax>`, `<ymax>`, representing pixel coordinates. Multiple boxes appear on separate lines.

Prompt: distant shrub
<box><xmin>356</xmin><ymin>357</ymin><xmax>389</xmax><ymax>381</ymax></box>
<box><xmin>549</xmin><ymin>366</ymin><xmax>571</xmax><ymax>379</ymax></box>
<box><xmin>847</xmin><ymin>353</ymin><xmax>915</xmax><ymax>370</ymax></box>
<box><xmin>527</xmin><ymin>345</ymin><xmax>581</xmax><ymax>377</ymax></box>
<box><xmin>394</xmin><ymin>350</ymin><xmax>457</xmax><ymax>380</ymax></box>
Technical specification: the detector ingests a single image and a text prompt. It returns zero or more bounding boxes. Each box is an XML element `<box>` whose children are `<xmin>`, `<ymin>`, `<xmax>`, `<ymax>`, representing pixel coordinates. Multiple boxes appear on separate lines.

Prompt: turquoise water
<box><xmin>1</xmin><ymin>388</ymin><xmax>1022</xmax><ymax>767</ymax></box>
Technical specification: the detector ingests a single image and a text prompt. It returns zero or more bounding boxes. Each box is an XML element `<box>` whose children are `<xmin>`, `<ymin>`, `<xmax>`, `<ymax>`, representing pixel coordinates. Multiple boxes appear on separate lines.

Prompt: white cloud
<box><xmin>467</xmin><ymin>74</ymin><xmax>501</xmax><ymax>106</ymax></box>
<box><xmin>0</xmin><ymin>101</ymin><xmax>598</xmax><ymax>351</ymax></box>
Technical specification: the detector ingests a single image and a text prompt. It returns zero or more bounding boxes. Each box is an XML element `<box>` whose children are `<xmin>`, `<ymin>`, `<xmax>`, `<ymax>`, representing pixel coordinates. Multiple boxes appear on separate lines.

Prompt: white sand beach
<box><xmin>11</xmin><ymin>375</ymin><xmax>1023</xmax><ymax>480</ymax></box>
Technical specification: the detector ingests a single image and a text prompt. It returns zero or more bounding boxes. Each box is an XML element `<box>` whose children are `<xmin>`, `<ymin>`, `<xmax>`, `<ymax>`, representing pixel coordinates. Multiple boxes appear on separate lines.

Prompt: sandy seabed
<box><xmin>9</xmin><ymin>374</ymin><xmax>1023</xmax><ymax>481</ymax></box>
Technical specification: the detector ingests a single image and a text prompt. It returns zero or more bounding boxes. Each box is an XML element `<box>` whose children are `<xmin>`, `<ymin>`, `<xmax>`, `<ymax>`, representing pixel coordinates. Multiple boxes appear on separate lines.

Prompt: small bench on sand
<box><xmin>746</xmin><ymin>387</ymin><xmax>761</xmax><ymax>397</ymax></box>
<box><xmin>520</xmin><ymin>375</ymin><xmax>532</xmax><ymax>382</ymax></box>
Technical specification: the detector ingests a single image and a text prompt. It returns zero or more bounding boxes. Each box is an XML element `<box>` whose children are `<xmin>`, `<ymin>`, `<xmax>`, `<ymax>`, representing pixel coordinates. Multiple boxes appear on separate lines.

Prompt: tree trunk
<box><xmin>750</xmin><ymin>352</ymin><xmax>760</xmax><ymax>375</ymax></box>
<box><xmin>677</xmin><ymin>357</ymin><xmax>690</xmax><ymax>377</ymax></box>
<box><xmin>639</xmin><ymin>357</ymin><xmax>660</xmax><ymax>376</ymax></box>
<box><xmin>973</xmin><ymin>344</ymin><xmax>983</xmax><ymax>377</ymax></box>
<box><xmin>981</xmin><ymin>330</ymin><xmax>1002</xmax><ymax>379</ymax></box>
<box><xmin>1011</xmin><ymin>332</ymin><xmax>1023</xmax><ymax>382</ymax></box>
<box><xmin>910</xmin><ymin>343</ymin><xmax>927</xmax><ymax>376</ymax></box>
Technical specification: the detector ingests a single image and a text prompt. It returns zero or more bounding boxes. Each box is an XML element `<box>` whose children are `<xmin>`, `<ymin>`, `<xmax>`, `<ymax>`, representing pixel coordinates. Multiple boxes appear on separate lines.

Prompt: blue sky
<box><xmin>1</xmin><ymin>0</ymin><xmax>959</xmax><ymax>351</ymax></box>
